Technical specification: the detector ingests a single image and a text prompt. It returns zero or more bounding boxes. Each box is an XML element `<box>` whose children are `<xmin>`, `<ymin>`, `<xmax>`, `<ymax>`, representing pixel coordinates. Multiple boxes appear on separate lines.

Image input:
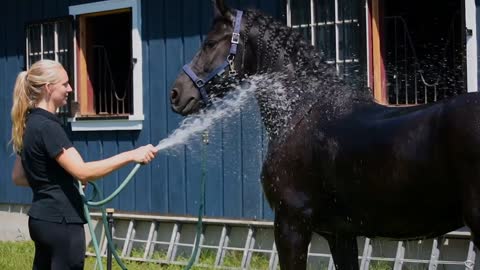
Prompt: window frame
<box><xmin>68</xmin><ymin>0</ymin><xmax>144</xmax><ymax>131</ymax></box>
<box><xmin>286</xmin><ymin>0</ymin><xmax>360</xmax><ymax>73</ymax></box>
<box><xmin>25</xmin><ymin>16</ymin><xmax>74</xmax><ymax>117</ymax></box>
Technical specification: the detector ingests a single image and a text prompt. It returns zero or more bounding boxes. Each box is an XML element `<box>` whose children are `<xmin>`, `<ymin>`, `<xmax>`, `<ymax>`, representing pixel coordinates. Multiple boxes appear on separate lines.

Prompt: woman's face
<box><xmin>47</xmin><ymin>68</ymin><xmax>72</xmax><ymax>108</ymax></box>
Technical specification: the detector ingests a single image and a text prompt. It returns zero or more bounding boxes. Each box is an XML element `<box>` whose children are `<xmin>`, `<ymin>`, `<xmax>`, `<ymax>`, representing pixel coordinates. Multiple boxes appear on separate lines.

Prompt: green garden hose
<box><xmin>78</xmin><ymin>134</ymin><xmax>208</xmax><ymax>270</ymax></box>
<box><xmin>184</xmin><ymin>132</ymin><xmax>208</xmax><ymax>269</ymax></box>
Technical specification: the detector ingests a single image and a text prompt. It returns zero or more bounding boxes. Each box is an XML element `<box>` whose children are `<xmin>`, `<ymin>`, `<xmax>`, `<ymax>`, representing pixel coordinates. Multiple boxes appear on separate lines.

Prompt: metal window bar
<box><xmin>334</xmin><ymin>0</ymin><xmax>340</xmax><ymax>73</ymax></box>
<box><xmin>26</xmin><ymin>26</ymin><xmax>30</xmax><ymax>67</ymax></box>
<box><xmin>310</xmin><ymin>0</ymin><xmax>316</xmax><ymax>46</ymax></box>
<box><xmin>40</xmin><ymin>24</ymin><xmax>44</xmax><ymax>61</ymax></box>
<box><xmin>385</xmin><ymin>14</ymin><xmax>463</xmax><ymax>105</ymax></box>
<box><xmin>54</xmin><ymin>23</ymin><xmax>59</xmax><ymax>62</ymax></box>
<box><xmin>26</xmin><ymin>20</ymin><xmax>73</xmax><ymax>116</ymax></box>
<box><xmin>287</xmin><ymin>0</ymin><xmax>360</xmax><ymax>76</ymax></box>
<box><xmin>92</xmin><ymin>45</ymin><xmax>132</xmax><ymax>115</ymax></box>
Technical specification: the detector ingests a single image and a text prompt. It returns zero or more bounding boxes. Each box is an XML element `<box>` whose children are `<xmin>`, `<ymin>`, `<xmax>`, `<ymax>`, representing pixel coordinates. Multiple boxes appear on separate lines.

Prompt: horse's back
<box><xmin>307</xmin><ymin>94</ymin><xmax>480</xmax><ymax>238</ymax></box>
<box><xmin>443</xmin><ymin>92</ymin><xmax>480</xmax><ymax>155</ymax></box>
<box><xmin>262</xmin><ymin>92</ymin><xmax>480</xmax><ymax>239</ymax></box>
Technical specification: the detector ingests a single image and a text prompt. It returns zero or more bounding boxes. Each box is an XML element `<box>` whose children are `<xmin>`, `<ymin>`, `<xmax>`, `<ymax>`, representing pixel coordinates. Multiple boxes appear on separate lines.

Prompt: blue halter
<box><xmin>182</xmin><ymin>10</ymin><xmax>243</xmax><ymax>105</ymax></box>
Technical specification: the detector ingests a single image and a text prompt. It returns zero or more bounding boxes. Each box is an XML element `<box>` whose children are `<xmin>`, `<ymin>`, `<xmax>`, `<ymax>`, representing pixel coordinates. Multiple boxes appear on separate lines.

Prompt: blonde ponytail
<box><xmin>10</xmin><ymin>59</ymin><xmax>63</xmax><ymax>153</ymax></box>
<box><xmin>11</xmin><ymin>72</ymin><xmax>30</xmax><ymax>153</ymax></box>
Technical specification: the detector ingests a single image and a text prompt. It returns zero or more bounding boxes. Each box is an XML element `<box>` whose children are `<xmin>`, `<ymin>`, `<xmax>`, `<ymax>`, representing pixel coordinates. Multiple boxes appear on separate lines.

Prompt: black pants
<box><xmin>28</xmin><ymin>217</ymin><xmax>85</xmax><ymax>270</ymax></box>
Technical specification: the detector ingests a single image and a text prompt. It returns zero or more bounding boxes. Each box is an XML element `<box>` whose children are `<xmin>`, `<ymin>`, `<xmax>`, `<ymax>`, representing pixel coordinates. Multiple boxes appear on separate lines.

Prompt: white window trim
<box><xmin>68</xmin><ymin>0</ymin><xmax>144</xmax><ymax>131</ymax></box>
<box><xmin>465</xmin><ymin>0</ymin><xmax>478</xmax><ymax>93</ymax></box>
<box><xmin>68</xmin><ymin>115</ymin><xmax>145</xmax><ymax>131</ymax></box>
<box><xmin>365</xmin><ymin>0</ymin><xmax>371</xmax><ymax>89</ymax></box>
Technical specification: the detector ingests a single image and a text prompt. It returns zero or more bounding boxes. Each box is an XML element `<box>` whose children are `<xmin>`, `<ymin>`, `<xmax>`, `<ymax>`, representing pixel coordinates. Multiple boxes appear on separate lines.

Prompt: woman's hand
<box><xmin>12</xmin><ymin>155</ymin><xmax>29</xmax><ymax>187</ymax></box>
<box><xmin>131</xmin><ymin>144</ymin><xmax>159</xmax><ymax>164</ymax></box>
<box><xmin>57</xmin><ymin>144</ymin><xmax>159</xmax><ymax>183</ymax></box>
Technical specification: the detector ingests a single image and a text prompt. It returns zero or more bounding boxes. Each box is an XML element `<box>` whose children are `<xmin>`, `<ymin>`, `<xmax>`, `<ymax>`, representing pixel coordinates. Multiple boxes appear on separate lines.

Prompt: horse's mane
<box><xmin>242</xmin><ymin>9</ymin><xmax>372</xmax><ymax>100</ymax></box>
<box><xmin>241</xmin><ymin>10</ymin><xmax>319</xmax><ymax>74</ymax></box>
<box><xmin>239</xmin><ymin>9</ymin><xmax>373</xmax><ymax>135</ymax></box>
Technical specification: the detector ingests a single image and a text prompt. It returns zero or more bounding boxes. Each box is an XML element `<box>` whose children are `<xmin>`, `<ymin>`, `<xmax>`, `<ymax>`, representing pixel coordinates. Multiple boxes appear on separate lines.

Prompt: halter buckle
<box><xmin>195</xmin><ymin>79</ymin><xmax>205</xmax><ymax>88</ymax></box>
<box><xmin>231</xmin><ymin>33</ymin><xmax>240</xmax><ymax>44</ymax></box>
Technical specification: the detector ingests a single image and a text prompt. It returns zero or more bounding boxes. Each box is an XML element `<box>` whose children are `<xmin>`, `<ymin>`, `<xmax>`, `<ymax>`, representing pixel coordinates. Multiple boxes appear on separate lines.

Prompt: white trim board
<box><xmin>466</xmin><ymin>0</ymin><xmax>478</xmax><ymax>93</ymax></box>
<box><xmin>69</xmin><ymin>0</ymin><xmax>144</xmax><ymax>131</ymax></box>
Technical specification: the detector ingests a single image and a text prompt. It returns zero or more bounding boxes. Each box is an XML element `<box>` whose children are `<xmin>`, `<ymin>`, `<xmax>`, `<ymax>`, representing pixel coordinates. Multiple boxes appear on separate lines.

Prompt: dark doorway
<box><xmin>85</xmin><ymin>11</ymin><xmax>133</xmax><ymax>115</ymax></box>
<box><xmin>384</xmin><ymin>0</ymin><xmax>466</xmax><ymax>105</ymax></box>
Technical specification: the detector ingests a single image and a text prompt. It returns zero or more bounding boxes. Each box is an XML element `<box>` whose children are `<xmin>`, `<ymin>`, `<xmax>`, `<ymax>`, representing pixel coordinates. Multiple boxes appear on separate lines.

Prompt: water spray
<box><xmin>78</xmin><ymin>77</ymin><xmax>266</xmax><ymax>270</ymax></box>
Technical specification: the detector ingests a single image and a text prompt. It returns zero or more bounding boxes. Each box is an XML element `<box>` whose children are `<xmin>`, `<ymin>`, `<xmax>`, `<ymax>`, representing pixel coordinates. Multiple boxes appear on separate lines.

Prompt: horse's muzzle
<box><xmin>170</xmin><ymin>89</ymin><xmax>201</xmax><ymax>115</ymax></box>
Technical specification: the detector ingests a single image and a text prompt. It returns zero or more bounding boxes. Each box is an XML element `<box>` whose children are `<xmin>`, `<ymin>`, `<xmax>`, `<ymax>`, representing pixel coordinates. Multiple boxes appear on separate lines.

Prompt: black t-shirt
<box><xmin>21</xmin><ymin>108</ymin><xmax>86</xmax><ymax>224</ymax></box>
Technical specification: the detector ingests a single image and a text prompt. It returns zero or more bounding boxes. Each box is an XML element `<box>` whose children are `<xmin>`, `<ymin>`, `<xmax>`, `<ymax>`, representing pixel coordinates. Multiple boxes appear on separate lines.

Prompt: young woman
<box><xmin>11</xmin><ymin>59</ymin><xmax>158</xmax><ymax>269</ymax></box>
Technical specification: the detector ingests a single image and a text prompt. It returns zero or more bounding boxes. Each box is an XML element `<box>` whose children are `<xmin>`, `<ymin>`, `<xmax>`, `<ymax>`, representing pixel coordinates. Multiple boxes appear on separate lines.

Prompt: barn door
<box><xmin>369</xmin><ymin>0</ymin><xmax>468</xmax><ymax>105</ymax></box>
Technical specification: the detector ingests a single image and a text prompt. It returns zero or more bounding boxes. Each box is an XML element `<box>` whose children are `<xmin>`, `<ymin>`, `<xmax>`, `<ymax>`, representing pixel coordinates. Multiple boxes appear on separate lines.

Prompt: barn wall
<box><xmin>0</xmin><ymin>0</ymin><xmax>283</xmax><ymax>221</ymax></box>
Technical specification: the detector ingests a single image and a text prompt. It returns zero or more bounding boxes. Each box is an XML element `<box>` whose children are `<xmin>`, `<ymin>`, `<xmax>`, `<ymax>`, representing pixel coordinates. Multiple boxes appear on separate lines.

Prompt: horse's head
<box><xmin>170</xmin><ymin>0</ymin><xmax>250</xmax><ymax>115</ymax></box>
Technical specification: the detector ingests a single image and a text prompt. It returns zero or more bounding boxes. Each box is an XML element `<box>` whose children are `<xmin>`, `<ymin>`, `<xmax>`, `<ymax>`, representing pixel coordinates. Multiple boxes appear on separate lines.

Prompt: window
<box><xmin>286</xmin><ymin>0</ymin><xmax>361</xmax><ymax>78</ymax></box>
<box><xmin>69</xmin><ymin>0</ymin><xmax>144</xmax><ymax>131</ymax></box>
<box><xmin>382</xmin><ymin>1</ymin><xmax>466</xmax><ymax>105</ymax></box>
<box><xmin>25</xmin><ymin>0</ymin><xmax>143</xmax><ymax>131</ymax></box>
<box><xmin>26</xmin><ymin>18</ymin><xmax>74</xmax><ymax>117</ymax></box>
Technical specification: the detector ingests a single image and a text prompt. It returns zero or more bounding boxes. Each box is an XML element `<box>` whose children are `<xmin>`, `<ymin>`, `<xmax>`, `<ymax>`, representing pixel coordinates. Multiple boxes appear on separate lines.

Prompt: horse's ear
<box><xmin>212</xmin><ymin>0</ymin><xmax>233</xmax><ymax>20</ymax></box>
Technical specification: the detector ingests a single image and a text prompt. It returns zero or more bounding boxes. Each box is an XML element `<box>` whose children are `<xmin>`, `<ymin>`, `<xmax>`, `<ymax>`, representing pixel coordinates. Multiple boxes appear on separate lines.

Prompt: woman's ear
<box><xmin>43</xmin><ymin>83</ymin><xmax>52</xmax><ymax>95</ymax></box>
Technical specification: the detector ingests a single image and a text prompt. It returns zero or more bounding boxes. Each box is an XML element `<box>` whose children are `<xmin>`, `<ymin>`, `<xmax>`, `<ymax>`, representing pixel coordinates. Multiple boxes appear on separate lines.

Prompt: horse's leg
<box><xmin>324</xmin><ymin>233</ymin><xmax>360</xmax><ymax>270</ymax></box>
<box><xmin>274</xmin><ymin>210</ymin><xmax>312</xmax><ymax>270</ymax></box>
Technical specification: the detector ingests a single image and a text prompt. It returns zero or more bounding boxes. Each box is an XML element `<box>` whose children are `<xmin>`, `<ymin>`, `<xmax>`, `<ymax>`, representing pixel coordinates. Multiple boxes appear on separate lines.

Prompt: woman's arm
<box><xmin>12</xmin><ymin>155</ymin><xmax>29</xmax><ymax>187</ymax></box>
<box><xmin>56</xmin><ymin>144</ymin><xmax>158</xmax><ymax>184</ymax></box>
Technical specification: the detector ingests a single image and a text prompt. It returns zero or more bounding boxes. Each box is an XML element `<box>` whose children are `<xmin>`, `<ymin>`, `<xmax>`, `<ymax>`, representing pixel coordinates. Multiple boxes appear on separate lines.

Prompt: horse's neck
<box><xmin>241</xmin><ymin>12</ymin><xmax>372</xmax><ymax>140</ymax></box>
<box><xmin>253</xmin><ymin>72</ymin><xmax>348</xmax><ymax>141</ymax></box>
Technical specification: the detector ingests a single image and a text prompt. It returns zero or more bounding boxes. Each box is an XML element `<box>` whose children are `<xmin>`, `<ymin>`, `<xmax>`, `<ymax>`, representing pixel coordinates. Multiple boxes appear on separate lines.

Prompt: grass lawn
<box><xmin>0</xmin><ymin>240</ymin><xmax>394</xmax><ymax>269</ymax></box>
<box><xmin>0</xmin><ymin>241</ymin><xmax>189</xmax><ymax>270</ymax></box>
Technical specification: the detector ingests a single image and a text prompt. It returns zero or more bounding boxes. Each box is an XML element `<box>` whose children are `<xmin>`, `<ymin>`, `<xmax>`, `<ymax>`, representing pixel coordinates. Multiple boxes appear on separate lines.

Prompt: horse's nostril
<box><xmin>171</xmin><ymin>89</ymin><xmax>179</xmax><ymax>102</ymax></box>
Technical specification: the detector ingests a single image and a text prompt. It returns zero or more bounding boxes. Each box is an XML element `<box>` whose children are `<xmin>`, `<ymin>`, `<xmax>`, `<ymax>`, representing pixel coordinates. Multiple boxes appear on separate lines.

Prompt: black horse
<box><xmin>170</xmin><ymin>1</ymin><xmax>480</xmax><ymax>269</ymax></box>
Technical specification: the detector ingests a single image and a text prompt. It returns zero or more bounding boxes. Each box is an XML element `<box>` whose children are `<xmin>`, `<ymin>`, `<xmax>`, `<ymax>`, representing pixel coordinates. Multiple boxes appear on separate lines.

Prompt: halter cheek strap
<box><xmin>182</xmin><ymin>10</ymin><xmax>243</xmax><ymax>105</ymax></box>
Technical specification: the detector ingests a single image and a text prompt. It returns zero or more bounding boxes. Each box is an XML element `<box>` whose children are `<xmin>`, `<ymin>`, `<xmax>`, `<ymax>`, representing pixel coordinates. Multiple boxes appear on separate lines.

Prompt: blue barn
<box><xmin>1</xmin><ymin>0</ymin><xmax>480</xmax><ymax>269</ymax></box>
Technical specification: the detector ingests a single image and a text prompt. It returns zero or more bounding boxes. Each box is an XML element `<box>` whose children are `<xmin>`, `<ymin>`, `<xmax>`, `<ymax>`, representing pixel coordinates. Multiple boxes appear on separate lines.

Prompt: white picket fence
<box><xmin>87</xmin><ymin>212</ymin><xmax>478</xmax><ymax>270</ymax></box>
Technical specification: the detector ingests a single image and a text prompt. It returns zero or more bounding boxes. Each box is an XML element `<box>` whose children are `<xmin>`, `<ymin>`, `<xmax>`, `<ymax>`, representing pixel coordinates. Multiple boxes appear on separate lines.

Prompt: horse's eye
<box><xmin>204</xmin><ymin>40</ymin><xmax>217</xmax><ymax>49</ymax></box>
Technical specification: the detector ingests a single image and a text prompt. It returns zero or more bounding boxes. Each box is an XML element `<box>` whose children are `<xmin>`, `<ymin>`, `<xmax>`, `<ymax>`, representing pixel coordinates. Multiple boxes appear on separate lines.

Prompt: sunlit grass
<box><xmin>0</xmin><ymin>241</ymin><xmax>35</xmax><ymax>270</ymax></box>
<box><xmin>0</xmin><ymin>241</ymin><xmax>184</xmax><ymax>270</ymax></box>
<box><xmin>368</xmin><ymin>261</ymin><xmax>394</xmax><ymax>270</ymax></box>
<box><xmin>1</xmin><ymin>241</ymin><xmax>398</xmax><ymax>270</ymax></box>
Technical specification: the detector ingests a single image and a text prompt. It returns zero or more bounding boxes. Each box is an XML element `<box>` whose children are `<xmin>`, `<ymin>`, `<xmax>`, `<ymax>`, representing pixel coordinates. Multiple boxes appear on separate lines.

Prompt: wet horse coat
<box><xmin>170</xmin><ymin>1</ymin><xmax>480</xmax><ymax>269</ymax></box>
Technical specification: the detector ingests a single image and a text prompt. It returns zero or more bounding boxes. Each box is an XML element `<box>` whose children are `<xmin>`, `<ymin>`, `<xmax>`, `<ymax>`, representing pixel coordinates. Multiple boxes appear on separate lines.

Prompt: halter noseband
<box><xmin>182</xmin><ymin>10</ymin><xmax>243</xmax><ymax>105</ymax></box>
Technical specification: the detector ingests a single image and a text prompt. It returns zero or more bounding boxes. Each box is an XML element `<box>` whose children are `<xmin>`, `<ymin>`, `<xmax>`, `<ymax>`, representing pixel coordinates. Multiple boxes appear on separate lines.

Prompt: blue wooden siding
<box><xmin>0</xmin><ymin>0</ymin><xmax>281</xmax><ymax>221</ymax></box>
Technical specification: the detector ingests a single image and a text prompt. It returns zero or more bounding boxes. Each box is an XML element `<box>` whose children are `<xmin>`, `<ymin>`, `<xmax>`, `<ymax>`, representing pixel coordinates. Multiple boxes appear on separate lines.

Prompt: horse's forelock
<box><xmin>212</xmin><ymin>17</ymin><xmax>233</xmax><ymax>28</ymax></box>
